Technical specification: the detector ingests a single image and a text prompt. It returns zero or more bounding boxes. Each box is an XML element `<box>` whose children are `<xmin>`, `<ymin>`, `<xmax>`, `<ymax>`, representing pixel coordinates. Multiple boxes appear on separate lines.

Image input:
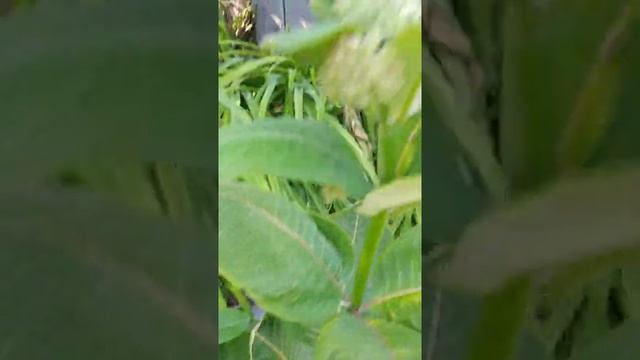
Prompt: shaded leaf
<box><xmin>569</xmin><ymin>320</ymin><xmax>640</xmax><ymax>360</ymax></box>
<box><xmin>219</xmin><ymin>307</ymin><xmax>250</xmax><ymax>345</ymax></box>
<box><xmin>500</xmin><ymin>0</ymin><xmax>629</xmax><ymax>191</ymax></box>
<box><xmin>0</xmin><ymin>0</ymin><xmax>216</xmax><ymax>180</ymax></box>
<box><xmin>0</xmin><ymin>185</ymin><xmax>216</xmax><ymax>359</ymax></box>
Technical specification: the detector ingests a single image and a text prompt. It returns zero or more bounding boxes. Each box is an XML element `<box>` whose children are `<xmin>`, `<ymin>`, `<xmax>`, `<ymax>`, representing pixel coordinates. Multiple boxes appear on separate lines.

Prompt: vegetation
<box><xmin>0</xmin><ymin>0</ymin><xmax>216</xmax><ymax>358</ymax></box>
<box><xmin>426</xmin><ymin>1</ymin><xmax>640</xmax><ymax>359</ymax></box>
<box><xmin>218</xmin><ymin>0</ymin><xmax>422</xmax><ymax>358</ymax></box>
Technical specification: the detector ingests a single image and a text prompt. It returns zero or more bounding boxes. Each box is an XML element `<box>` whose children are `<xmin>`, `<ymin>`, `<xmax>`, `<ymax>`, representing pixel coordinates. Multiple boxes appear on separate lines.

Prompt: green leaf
<box><xmin>358</xmin><ymin>176</ymin><xmax>421</xmax><ymax>216</ymax></box>
<box><xmin>315</xmin><ymin>314</ymin><xmax>421</xmax><ymax>360</ymax></box>
<box><xmin>219</xmin><ymin>332</ymin><xmax>251</xmax><ymax>360</ymax></box>
<box><xmin>425</xmin><ymin>289</ymin><xmax>481</xmax><ymax>360</ymax></box>
<box><xmin>219</xmin><ymin>118</ymin><xmax>372</xmax><ymax>199</ymax></box>
<box><xmin>310</xmin><ymin>212</ymin><xmax>355</xmax><ymax>279</ymax></box>
<box><xmin>569</xmin><ymin>320</ymin><xmax>640</xmax><ymax>360</ymax></box>
<box><xmin>500</xmin><ymin>0</ymin><xmax>630</xmax><ymax>191</ymax></box>
<box><xmin>0</xmin><ymin>185</ymin><xmax>215</xmax><ymax>359</ymax></box>
<box><xmin>423</xmin><ymin>94</ymin><xmax>488</xmax><ymax>242</ymax></box>
<box><xmin>219</xmin><ymin>182</ymin><xmax>346</xmax><ymax>328</ymax></box>
<box><xmin>467</xmin><ymin>279</ymin><xmax>531</xmax><ymax>360</ymax></box>
<box><xmin>424</xmin><ymin>50</ymin><xmax>506</xmax><ymax>200</ymax></box>
<box><xmin>437</xmin><ymin>167</ymin><xmax>640</xmax><ymax>294</ymax></box>
<box><xmin>252</xmin><ymin>317</ymin><xmax>316</xmax><ymax>360</ymax></box>
<box><xmin>219</xmin><ymin>308</ymin><xmax>251</xmax><ymax>345</ymax></box>
<box><xmin>261</xmin><ymin>21</ymin><xmax>354</xmax><ymax>67</ymax></box>
<box><xmin>332</xmin><ymin>209</ymin><xmax>393</xmax><ymax>293</ymax></box>
<box><xmin>378</xmin><ymin>113</ymin><xmax>421</xmax><ymax>182</ymax></box>
<box><xmin>0</xmin><ymin>0</ymin><xmax>216</xmax><ymax>180</ymax></box>
<box><xmin>386</xmin><ymin>23</ymin><xmax>422</xmax><ymax>123</ymax></box>
<box><xmin>363</xmin><ymin>226</ymin><xmax>421</xmax><ymax>331</ymax></box>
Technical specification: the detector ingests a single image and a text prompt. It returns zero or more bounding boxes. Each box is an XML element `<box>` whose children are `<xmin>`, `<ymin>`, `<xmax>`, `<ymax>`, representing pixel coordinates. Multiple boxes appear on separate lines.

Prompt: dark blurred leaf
<box><xmin>438</xmin><ymin>167</ymin><xmax>640</xmax><ymax>294</ymax></box>
<box><xmin>425</xmin><ymin>288</ymin><xmax>480</xmax><ymax>360</ymax></box>
<box><xmin>500</xmin><ymin>0</ymin><xmax>629</xmax><ymax>191</ymax></box>
<box><xmin>424</xmin><ymin>65</ymin><xmax>489</xmax><ymax>242</ymax></box>
<box><xmin>0</xmin><ymin>0</ymin><xmax>215</xmax><ymax>181</ymax></box>
<box><xmin>0</xmin><ymin>185</ymin><xmax>215</xmax><ymax>359</ymax></box>
<box><xmin>569</xmin><ymin>320</ymin><xmax>640</xmax><ymax>360</ymax></box>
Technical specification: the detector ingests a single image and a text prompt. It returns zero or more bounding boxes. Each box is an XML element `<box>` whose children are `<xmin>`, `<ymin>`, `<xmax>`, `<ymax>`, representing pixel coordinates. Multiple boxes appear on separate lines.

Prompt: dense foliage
<box><xmin>218</xmin><ymin>0</ymin><xmax>422</xmax><ymax>358</ymax></box>
<box><xmin>0</xmin><ymin>0</ymin><xmax>216</xmax><ymax>358</ymax></box>
<box><xmin>426</xmin><ymin>1</ymin><xmax>640</xmax><ymax>359</ymax></box>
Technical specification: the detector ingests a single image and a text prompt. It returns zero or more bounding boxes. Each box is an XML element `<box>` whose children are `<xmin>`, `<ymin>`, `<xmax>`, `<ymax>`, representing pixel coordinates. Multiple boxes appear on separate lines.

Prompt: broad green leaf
<box><xmin>219</xmin><ymin>332</ymin><xmax>251</xmax><ymax>360</ymax></box>
<box><xmin>437</xmin><ymin>167</ymin><xmax>640</xmax><ymax>294</ymax></box>
<box><xmin>500</xmin><ymin>0</ymin><xmax>629</xmax><ymax>191</ymax></box>
<box><xmin>0</xmin><ymin>185</ymin><xmax>215</xmax><ymax>359</ymax></box>
<box><xmin>252</xmin><ymin>317</ymin><xmax>316</xmax><ymax>360</ymax></box>
<box><xmin>0</xmin><ymin>0</ymin><xmax>216</xmax><ymax>180</ymax></box>
<box><xmin>219</xmin><ymin>118</ymin><xmax>372</xmax><ymax>199</ymax></box>
<box><xmin>363</xmin><ymin>226</ymin><xmax>421</xmax><ymax>331</ymax></box>
<box><xmin>310</xmin><ymin>212</ymin><xmax>355</xmax><ymax>278</ymax></box>
<box><xmin>315</xmin><ymin>314</ymin><xmax>421</xmax><ymax>360</ymax></box>
<box><xmin>219</xmin><ymin>308</ymin><xmax>251</xmax><ymax>345</ymax></box>
<box><xmin>219</xmin><ymin>183</ymin><xmax>346</xmax><ymax>328</ymax></box>
<box><xmin>569</xmin><ymin>320</ymin><xmax>640</xmax><ymax>360</ymax></box>
<box><xmin>261</xmin><ymin>21</ymin><xmax>354</xmax><ymax>67</ymax></box>
<box><xmin>358</xmin><ymin>176</ymin><xmax>421</xmax><ymax>216</ymax></box>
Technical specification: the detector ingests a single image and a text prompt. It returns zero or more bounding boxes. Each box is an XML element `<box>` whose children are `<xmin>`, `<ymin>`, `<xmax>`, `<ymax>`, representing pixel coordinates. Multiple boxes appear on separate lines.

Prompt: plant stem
<box><xmin>467</xmin><ymin>277</ymin><xmax>531</xmax><ymax>360</ymax></box>
<box><xmin>350</xmin><ymin>211</ymin><xmax>388</xmax><ymax>311</ymax></box>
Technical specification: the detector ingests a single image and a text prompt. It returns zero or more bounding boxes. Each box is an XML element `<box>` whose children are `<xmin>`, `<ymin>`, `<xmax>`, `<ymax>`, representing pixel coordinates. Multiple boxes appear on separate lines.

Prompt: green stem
<box><xmin>467</xmin><ymin>277</ymin><xmax>531</xmax><ymax>360</ymax></box>
<box><xmin>350</xmin><ymin>211</ymin><xmax>388</xmax><ymax>311</ymax></box>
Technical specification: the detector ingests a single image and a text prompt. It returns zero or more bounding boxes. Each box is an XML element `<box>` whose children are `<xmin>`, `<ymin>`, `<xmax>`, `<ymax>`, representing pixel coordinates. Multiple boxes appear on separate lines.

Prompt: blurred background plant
<box><xmin>425</xmin><ymin>1</ymin><xmax>640</xmax><ymax>360</ymax></box>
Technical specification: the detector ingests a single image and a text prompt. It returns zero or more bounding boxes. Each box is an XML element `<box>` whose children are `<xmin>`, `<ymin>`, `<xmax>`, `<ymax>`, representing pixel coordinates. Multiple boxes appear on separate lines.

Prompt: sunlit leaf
<box><xmin>315</xmin><ymin>314</ymin><xmax>421</xmax><ymax>360</ymax></box>
<box><xmin>358</xmin><ymin>176</ymin><xmax>421</xmax><ymax>216</ymax></box>
<box><xmin>219</xmin><ymin>118</ymin><xmax>373</xmax><ymax>199</ymax></box>
<box><xmin>219</xmin><ymin>182</ymin><xmax>346</xmax><ymax>328</ymax></box>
